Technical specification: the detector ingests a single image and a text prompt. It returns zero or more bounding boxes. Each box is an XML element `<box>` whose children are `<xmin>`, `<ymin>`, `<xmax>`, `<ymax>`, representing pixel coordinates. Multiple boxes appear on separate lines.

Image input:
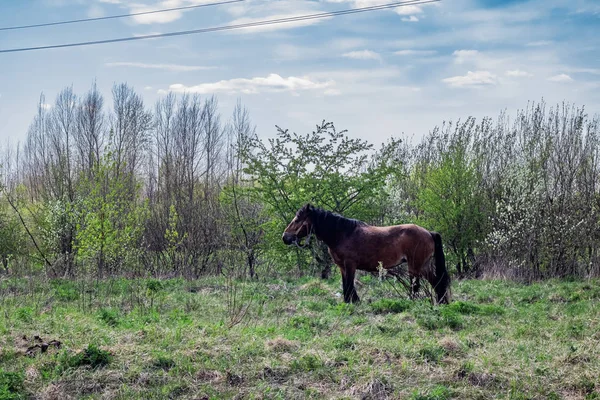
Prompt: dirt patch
<box><xmin>17</xmin><ymin>335</ymin><xmax>62</xmax><ymax>357</ymax></box>
<box><xmin>467</xmin><ymin>372</ymin><xmax>499</xmax><ymax>387</ymax></box>
<box><xmin>25</xmin><ymin>366</ymin><xmax>40</xmax><ymax>381</ymax></box>
<box><xmin>439</xmin><ymin>337</ymin><xmax>463</xmax><ymax>355</ymax></box>
<box><xmin>265</xmin><ymin>337</ymin><xmax>299</xmax><ymax>352</ymax></box>
<box><xmin>226</xmin><ymin>370</ymin><xmax>244</xmax><ymax>386</ymax></box>
<box><xmin>196</xmin><ymin>369</ymin><xmax>224</xmax><ymax>384</ymax></box>
<box><xmin>262</xmin><ymin>366</ymin><xmax>290</xmax><ymax>383</ymax></box>
<box><xmin>351</xmin><ymin>378</ymin><xmax>393</xmax><ymax>400</ymax></box>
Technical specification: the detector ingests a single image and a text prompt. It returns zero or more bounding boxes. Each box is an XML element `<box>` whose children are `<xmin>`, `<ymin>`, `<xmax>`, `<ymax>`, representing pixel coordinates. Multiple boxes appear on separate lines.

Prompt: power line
<box><xmin>0</xmin><ymin>0</ymin><xmax>440</xmax><ymax>54</ymax></box>
<box><xmin>0</xmin><ymin>0</ymin><xmax>244</xmax><ymax>32</ymax></box>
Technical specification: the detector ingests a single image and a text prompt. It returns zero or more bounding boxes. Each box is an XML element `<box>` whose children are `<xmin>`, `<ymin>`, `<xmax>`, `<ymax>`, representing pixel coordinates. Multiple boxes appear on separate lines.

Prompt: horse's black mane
<box><xmin>310</xmin><ymin>207</ymin><xmax>367</xmax><ymax>233</ymax></box>
<box><xmin>299</xmin><ymin>204</ymin><xmax>367</xmax><ymax>246</ymax></box>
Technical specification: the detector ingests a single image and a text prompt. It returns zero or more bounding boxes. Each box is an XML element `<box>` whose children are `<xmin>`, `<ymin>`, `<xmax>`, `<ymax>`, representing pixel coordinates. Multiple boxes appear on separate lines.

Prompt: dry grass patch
<box><xmin>439</xmin><ymin>337</ymin><xmax>464</xmax><ymax>356</ymax></box>
<box><xmin>265</xmin><ymin>337</ymin><xmax>299</xmax><ymax>352</ymax></box>
<box><xmin>39</xmin><ymin>383</ymin><xmax>73</xmax><ymax>400</ymax></box>
<box><xmin>350</xmin><ymin>377</ymin><xmax>394</xmax><ymax>400</ymax></box>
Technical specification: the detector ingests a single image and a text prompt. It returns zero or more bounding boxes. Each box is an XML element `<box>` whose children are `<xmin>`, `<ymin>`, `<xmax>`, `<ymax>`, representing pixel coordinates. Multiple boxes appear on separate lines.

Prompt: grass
<box><xmin>0</xmin><ymin>274</ymin><xmax>599</xmax><ymax>399</ymax></box>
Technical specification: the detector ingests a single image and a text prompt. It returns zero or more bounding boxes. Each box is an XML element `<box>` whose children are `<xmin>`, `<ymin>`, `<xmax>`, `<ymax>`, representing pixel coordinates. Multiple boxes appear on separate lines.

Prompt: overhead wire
<box><xmin>0</xmin><ymin>0</ymin><xmax>441</xmax><ymax>54</ymax></box>
<box><xmin>0</xmin><ymin>0</ymin><xmax>245</xmax><ymax>32</ymax></box>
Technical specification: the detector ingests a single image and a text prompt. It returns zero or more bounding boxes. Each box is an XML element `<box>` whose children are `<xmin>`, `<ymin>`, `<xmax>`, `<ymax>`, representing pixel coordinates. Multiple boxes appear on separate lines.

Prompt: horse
<box><xmin>282</xmin><ymin>203</ymin><xmax>451</xmax><ymax>304</ymax></box>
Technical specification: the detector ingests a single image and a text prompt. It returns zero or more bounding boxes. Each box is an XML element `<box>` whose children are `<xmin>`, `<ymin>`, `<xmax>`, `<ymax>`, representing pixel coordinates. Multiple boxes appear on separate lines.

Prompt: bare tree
<box><xmin>48</xmin><ymin>86</ymin><xmax>77</xmax><ymax>202</ymax></box>
<box><xmin>223</xmin><ymin>99</ymin><xmax>265</xmax><ymax>278</ymax></box>
<box><xmin>76</xmin><ymin>80</ymin><xmax>105</xmax><ymax>179</ymax></box>
<box><xmin>109</xmin><ymin>83</ymin><xmax>152</xmax><ymax>183</ymax></box>
<box><xmin>24</xmin><ymin>94</ymin><xmax>52</xmax><ymax>200</ymax></box>
<box><xmin>202</xmin><ymin>95</ymin><xmax>226</xmax><ymax>192</ymax></box>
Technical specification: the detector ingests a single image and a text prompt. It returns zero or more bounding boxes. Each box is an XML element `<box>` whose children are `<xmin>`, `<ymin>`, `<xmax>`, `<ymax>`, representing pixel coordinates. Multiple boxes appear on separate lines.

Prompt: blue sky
<box><xmin>0</xmin><ymin>0</ymin><xmax>599</xmax><ymax>148</ymax></box>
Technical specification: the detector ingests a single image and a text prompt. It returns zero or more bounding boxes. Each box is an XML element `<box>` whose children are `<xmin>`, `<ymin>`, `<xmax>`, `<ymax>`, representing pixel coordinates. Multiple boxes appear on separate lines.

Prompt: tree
<box><xmin>221</xmin><ymin>100</ymin><xmax>266</xmax><ymax>279</ymax></box>
<box><xmin>75</xmin><ymin>80</ymin><xmax>105</xmax><ymax>179</ymax></box>
<box><xmin>75</xmin><ymin>150</ymin><xmax>148</xmax><ymax>278</ymax></box>
<box><xmin>409</xmin><ymin>118</ymin><xmax>486</xmax><ymax>277</ymax></box>
<box><xmin>415</xmin><ymin>149</ymin><xmax>484</xmax><ymax>276</ymax></box>
<box><xmin>242</xmin><ymin>120</ymin><xmax>399</xmax><ymax>278</ymax></box>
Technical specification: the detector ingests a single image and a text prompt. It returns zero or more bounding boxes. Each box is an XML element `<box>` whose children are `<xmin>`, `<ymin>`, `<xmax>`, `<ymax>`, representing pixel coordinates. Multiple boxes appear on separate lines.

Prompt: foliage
<box><xmin>0</xmin><ymin>202</ymin><xmax>26</xmax><ymax>273</ymax></box>
<box><xmin>412</xmin><ymin>120</ymin><xmax>486</xmax><ymax>276</ymax></box>
<box><xmin>0</xmin><ymin>369</ymin><xmax>25</xmax><ymax>400</ymax></box>
<box><xmin>370</xmin><ymin>298</ymin><xmax>412</xmax><ymax>314</ymax></box>
<box><xmin>1</xmin><ymin>82</ymin><xmax>600</xmax><ymax>282</ymax></box>
<box><xmin>59</xmin><ymin>343</ymin><xmax>113</xmax><ymax>370</ymax></box>
<box><xmin>241</xmin><ymin>120</ymin><xmax>401</xmax><ymax>274</ymax></box>
<box><xmin>75</xmin><ymin>151</ymin><xmax>148</xmax><ymax>277</ymax></box>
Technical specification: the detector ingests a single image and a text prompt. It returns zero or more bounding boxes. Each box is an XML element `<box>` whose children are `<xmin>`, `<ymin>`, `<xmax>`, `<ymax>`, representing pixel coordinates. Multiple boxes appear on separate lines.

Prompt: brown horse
<box><xmin>282</xmin><ymin>204</ymin><xmax>451</xmax><ymax>304</ymax></box>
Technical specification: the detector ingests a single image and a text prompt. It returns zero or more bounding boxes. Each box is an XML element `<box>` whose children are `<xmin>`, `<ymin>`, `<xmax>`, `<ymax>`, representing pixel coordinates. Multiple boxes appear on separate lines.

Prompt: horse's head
<box><xmin>282</xmin><ymin>203</ymin><xmax>314</xmax><ymax>246</ymax></box>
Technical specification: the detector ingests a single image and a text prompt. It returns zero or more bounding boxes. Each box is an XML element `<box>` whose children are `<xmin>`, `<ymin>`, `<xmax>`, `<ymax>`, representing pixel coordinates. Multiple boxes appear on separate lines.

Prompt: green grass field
<box><xmin>1</xmin><ymin>274</ymin><xmax>599</xmax><ymax>399</ymax></box>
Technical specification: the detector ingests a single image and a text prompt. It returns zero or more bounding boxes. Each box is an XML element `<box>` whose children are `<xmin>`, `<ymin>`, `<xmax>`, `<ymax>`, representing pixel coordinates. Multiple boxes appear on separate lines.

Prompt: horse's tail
<box><xmin>430</xmin><ymin>231</ymin><xmax>451</xmax><ymax>304</ymax></box>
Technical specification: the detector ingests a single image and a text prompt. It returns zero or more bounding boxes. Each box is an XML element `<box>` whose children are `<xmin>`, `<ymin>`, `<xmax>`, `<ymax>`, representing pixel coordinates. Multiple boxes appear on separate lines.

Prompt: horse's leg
<box><xmin>411</xmin><ymin>276</ymin><xmax>421</xmax><ymax>299</ymax></box>
<box><xmin>344</xmin><ymin>264</ymin><xmax>360</xmax><ymax>304</ymax></box>
<box><xmin>337</xmin><ymin>264</ymin><xmax>349</xmax><ymax>300</ymax></box>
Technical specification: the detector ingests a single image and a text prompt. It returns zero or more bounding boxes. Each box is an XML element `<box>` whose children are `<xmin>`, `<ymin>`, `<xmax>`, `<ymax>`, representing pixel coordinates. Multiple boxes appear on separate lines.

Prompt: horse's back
<box><xmin>337</xmin><ymin>223</ymin><xmax>434</xmax><ymax>271</ymax></box>
<box><xmin>361</xmin><ymin>223</ymin><xmax>432</xmax><ymax>239</ymax></box>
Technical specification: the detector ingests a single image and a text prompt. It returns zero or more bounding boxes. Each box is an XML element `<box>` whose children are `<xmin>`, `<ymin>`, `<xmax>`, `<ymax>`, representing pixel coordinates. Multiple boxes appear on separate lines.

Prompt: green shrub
<box><xmin>290</xmin><ymin>354</ymin><xmax>323</xmax><ymax>372</ymax></box>
<box><xmin>60</xmin><ymin>344</ymin><xmax>112</xmax><ymax>370</ymax></box>
<box><xmin>447</xmin><ymin>301</ymin><xmax>480</xmax><ymax>315</ymax></box>
<box><xmin>98</xmin><ymin>308</ymin><xmax>121</xmax><ymax>327</ymax></box>
<box><xmin>0</xmin><ymin>369</ymin><xmax>25</xmax><ymax>400</ymax></box>
<box><xmin>418</xmin><ymin>344</ymin><xmax>447</xmax><ymax>363</ymax></box>
<box><xmin>371</xmin><ymin>298</ymin><xmax>412</xmax><ymax>314</ymax></box>
<box><xmin>414</xmin><ymin>306</ymin><xmax>463</xmax><ymax>330</ymax></box>
<box><xmin>152</xmin><ymin>355</ymin><xmax>176</xmax><ymax>371</ymax></box>
<box><xmin>51</xmin><ymin>279</ymin><xmax>80</xmax><ymax>301</ymax></box>
<box><xmin>15</xmin><ymin>307</ymin><xmax>33</xmax><ymax>323</ymax></box>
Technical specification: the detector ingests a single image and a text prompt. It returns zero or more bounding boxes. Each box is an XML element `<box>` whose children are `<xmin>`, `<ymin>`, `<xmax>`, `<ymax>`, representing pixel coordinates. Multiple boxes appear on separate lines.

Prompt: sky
<box><xmin>0</xmin><ymin>0</ymin><xmax>599</xmax><ymax>149</ymax></box>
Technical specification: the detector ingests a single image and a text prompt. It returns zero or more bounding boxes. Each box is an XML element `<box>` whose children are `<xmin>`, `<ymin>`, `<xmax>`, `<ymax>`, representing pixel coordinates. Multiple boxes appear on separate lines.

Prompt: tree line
<box><xmin>1</xmin><ymin>82</ymin><xmax>599</xmax><ymax>282</ymax></box>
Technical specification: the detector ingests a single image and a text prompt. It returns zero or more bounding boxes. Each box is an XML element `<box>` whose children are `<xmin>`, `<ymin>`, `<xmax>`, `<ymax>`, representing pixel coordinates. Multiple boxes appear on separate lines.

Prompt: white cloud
<box><xmin>563</xmin><ymin>67</ymin><xmax>600</xmax><ymax>75</ymax></box>
<box><xmin>323</xmin><ymin>0</ymin><xmax>428</xmax><ymax>13</ymax></box>
<box><xmin>309</xmin><ymin>67</ymin><xmax>402</xmax><ymax>82</ymax></box>
<box><xmin>324</xmin><ymin>0</ymin><xmax>390</xmax><ymax>6</ymax></box>
<box><xmin>321</xmin><ymin>0</ymin><xmax>432</xmax><ymax>21</ymax></box>
<box><xmin>144</xmin><ymin>86</ymin><xmax>153</xmax><ymax>90</ymax></box>
<box><xmin>394</xmin><ymin>5</ymin><xmax>423</xmax><ymax>15</ymax></box>
<box><xmin>342</xmin><ymin>50</ymin><xmax>382</xmax><ymax>61</ymax></box>
<box><xmin>330</xmin><ymin>37</ymin><xmax>369</xmax><ymax>50</ymax></box>
<box><xmin>96</xmin><ymin>0</ymin><xmax>248</xmax><ymax>25</ymax></box>
<box><xmin>41</xmin><ymin>103</ymin><xmax>52</xmax><ymax>110</ymax></box>
<box><xmin>87</xmin><ymin>5</ymin><xmax>105</xmax><ymax>18</ymax></box>
<box><xmin>103</xmin><ymin>0</ymin><xmax>226</xmax><ymax>24</ymax></box>
<box><xmin>226</xmin><ymin>12</ymin><xmax>332</xmax><ymax>33</ymax></box>
<box><xmin>130</xmin><ymin>7</ymin><xmax>182</xmax><ymax>24</ymax></box>
<box><xmin>306</xmin><ymin>67</ymin><xmax>421</xmax><ymax>98</ymax></box>
<box><xmin>394</xmin><ymin>49</ymin><xmax>437</xmax><ymax>56</ymax></box>
<box><xmin>505</xmin><ymin>69</ymin><xmax>533</xmax><ymax>77</ymax></box>
<box><xmin>160</xmin><ymin>74</ymin><xmax>335</xmax><ymax>95</ymax></box>
<box><xmin>453</xmin><ymin>49</ymin><xmax>479</xmax><ymax>64</ymax></box>
<box><xmin>548</xmin><ymin>74</ymin><xmax>573</xmax><ymax>82</ymax></box>
<box><xmin>442</xmin><ymin>71</ymin><xmax>497</xmax><ymax>88</ymax></box>
<box><xmin>273</xmin><ymin>39</ymin><xmax>371</xmax><ymax>62</ymax></box>
<box><xmin>105</xmin><ymin>62</ymin><xmax>213</xmax><ymax>72</ymax></box>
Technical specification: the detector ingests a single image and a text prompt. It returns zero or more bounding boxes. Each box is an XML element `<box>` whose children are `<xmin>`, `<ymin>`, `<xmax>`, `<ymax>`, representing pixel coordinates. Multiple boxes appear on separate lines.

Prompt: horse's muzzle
<box><xmin>282</xmin><ymin>233</ymin><xmax>296</xmax><ymax>245</ymax></box>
